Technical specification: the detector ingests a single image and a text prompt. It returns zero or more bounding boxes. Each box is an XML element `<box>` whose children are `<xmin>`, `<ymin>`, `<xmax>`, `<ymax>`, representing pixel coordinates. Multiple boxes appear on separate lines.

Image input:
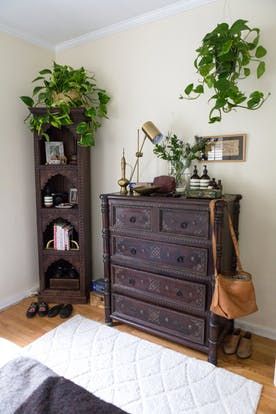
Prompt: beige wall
<box><xmin>0</xmin><ymin>32</ymin><xmax>53</xmax><ymax>307</ymax></box>
<box><xmin>58</xmin><ymin>0</ymin><xmax>276</xmax><ymax>337</ymax></box>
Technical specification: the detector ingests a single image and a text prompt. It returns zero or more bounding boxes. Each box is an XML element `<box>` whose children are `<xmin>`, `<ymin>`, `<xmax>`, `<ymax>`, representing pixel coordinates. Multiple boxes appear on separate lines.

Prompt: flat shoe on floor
<box><xmin>38</xmin><ymin>302</ymin><xmax>49</xmax><ymax>317</ymax></box>
<box><xmin>237</xmin><ymin>332</ymin><xmax>252</xmax><ymax>359</ymax></box>
<box><xmin>59</xmin><ymin>304</ymin><xmax>73</xmax><ymax>319</ymax></box>
<box><xmin>48</xmin><ymin>304</ymin><xmax>64</xmax><ymax>318</ymax></box>
<box><xmin>223</xmin><ymin>328</ymin><xmax>241</xmax><ymax>355</ymax></box>
<box><xmin>26</xmin><ymin>302</ymin><xmax>38</xmax><ymax>318</ymax></box>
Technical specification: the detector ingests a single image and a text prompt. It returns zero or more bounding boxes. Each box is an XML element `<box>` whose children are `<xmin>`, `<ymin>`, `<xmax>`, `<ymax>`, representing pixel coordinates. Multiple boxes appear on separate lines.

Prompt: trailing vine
<box><xmin>180</xmin><ymin>19</ymin><xmax>270</xmax><ymax>123</ymax></box>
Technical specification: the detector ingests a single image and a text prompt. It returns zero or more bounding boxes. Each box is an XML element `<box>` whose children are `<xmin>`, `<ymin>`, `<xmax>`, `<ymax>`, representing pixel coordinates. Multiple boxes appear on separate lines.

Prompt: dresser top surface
<box><xmin>100</xmin><ymin>193</ymin><xmax>242</xmax><ymax>206</ymax></box>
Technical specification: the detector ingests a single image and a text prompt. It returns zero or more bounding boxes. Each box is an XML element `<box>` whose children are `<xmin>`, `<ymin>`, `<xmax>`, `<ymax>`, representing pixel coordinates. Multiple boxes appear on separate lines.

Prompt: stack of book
<box><xmin>91</xmin><ymin>278</ymin><xmax>105</xmax><ymax>294</ymax></box>
<box><xmin>53</xmin><ymin>222</ymin><xmax>73</xmax><ymax>250</ymax></box>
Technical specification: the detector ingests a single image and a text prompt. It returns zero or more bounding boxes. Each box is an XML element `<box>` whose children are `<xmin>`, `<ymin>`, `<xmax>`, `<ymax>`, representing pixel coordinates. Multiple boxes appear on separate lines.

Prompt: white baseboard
<box><xmin>0</xmin><ymin>286</ymin><xmax>39</xmax><ymax>312</ymax></box>
<box><xmin>235</xmin><ymin>320</ymin><xmax>276</xmax><ymax>340</ymax></box>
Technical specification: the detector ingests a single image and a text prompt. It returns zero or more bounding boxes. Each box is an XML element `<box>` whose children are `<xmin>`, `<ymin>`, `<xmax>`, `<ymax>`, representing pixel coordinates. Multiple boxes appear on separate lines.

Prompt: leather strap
<box><xmin>209</xmin><ymin>199</ymin><xmax>243</xmax><ymax>277</ymax></box>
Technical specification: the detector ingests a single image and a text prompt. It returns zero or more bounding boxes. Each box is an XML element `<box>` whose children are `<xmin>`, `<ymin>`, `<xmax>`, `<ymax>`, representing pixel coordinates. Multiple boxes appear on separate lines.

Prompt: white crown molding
<box><xmin>0</xmin><ymin>23</ymin><xmax>54</xmax><ymax>52</ymax></box>
<box><xmin>235</xmin><ymin>320</ymin><xmax>276</xmax><ymax>341</ymax></box>
<box><xmin>55</xmin><ymin>0</ymin><xmax>216</xmax><ymax>52</ymax></box>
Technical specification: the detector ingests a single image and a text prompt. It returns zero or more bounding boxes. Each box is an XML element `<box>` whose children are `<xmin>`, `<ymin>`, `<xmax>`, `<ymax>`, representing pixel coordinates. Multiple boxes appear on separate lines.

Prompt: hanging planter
<box><xmin>180</xmin><ymin>19</ymin><xmax>270</xmax><ymax>123</ymax></box>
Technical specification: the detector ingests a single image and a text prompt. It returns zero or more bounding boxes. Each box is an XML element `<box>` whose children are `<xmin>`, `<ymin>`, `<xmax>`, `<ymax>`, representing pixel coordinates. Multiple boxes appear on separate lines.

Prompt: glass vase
<box><xmin>168</xmin><ymin>159</ymin><xmax>191</xmax><ymax>192</ymax></box>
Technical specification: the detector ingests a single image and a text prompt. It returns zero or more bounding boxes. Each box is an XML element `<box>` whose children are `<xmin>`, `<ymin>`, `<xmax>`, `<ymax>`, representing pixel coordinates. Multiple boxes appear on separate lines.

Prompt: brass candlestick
<box><xmin>117</xmin><ymin>149</ymin><xmax>129</xmax><ymax>195</ymax></box>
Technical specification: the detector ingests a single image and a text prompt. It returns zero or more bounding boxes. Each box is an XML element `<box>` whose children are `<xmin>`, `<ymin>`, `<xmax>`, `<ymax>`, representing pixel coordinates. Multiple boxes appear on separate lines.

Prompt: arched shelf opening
<box><xmin>45</xmin><ymin>259</ymin><xmax>80</xmax><ymax>290</ymax></box>
<box><xmin>43</xmin><ymin>218</ymin><xmax>79</xmax><ymax>250</ymax></box>
<box><xmin>39</xmin><ymin>126</ymin><xmax>77</xmax><ymax>166</ymax></box>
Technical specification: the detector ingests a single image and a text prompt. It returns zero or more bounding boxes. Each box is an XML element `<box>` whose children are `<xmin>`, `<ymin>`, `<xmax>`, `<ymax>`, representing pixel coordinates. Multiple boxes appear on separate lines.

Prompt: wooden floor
<box><xmin>0</xmin><ymin>297</ymin><xmax>275</xmax><ymax>413</ymax></box>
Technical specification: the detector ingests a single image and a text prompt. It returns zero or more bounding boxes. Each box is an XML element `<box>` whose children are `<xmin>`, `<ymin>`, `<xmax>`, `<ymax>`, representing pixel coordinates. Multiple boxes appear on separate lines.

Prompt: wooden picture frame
<box><xmin>45</xmin><ymin>141</ymin><xmax>64</xmax><ymax>164</ymax></box>
<box><xmin>69</xmin><ymin>188</ymin><xmax>78</xmax><ymax>204</ymax></box>
<box><xmin>201</xmin><ymin>134</ymin><xmax>246</xmax><ymax>162</ymax></box>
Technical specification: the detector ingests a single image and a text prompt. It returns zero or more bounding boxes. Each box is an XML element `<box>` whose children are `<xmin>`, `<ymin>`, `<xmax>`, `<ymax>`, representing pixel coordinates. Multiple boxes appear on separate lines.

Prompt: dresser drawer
<box><xmin>112</xmin><ymin>236</ymin><xmax>208</xmax><ymax>275</ymax></box>
<box><xmin>159</xmin><ymin>208</ymin><xmax>209</xmax><ymax>238</ymax></box>
<box><xmin>112</xmin><ymin>294</ymin><xmax>205</xmax><ymax>344</ymax></box>
<box><xmin>112</xmin><ymin>265</ymin><xmax>206</xmax><ymax>312</ymax></box>
<box><xmin>110</xmin><ymin>204</ymin><xmax>152</xmax><ymax>231</ymax></box>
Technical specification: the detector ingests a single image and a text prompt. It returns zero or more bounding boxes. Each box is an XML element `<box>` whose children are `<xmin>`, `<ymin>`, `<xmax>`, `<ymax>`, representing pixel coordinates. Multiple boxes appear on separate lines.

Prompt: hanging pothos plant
<box><xmin>180</xmin><ymin>19</ymin><xmax>270</xmax><ymax>123</ymax></box>
<box><xmin>20</xmin><ymin>62</ymin><xmax>110</xmax><ymax>146</ymax></box>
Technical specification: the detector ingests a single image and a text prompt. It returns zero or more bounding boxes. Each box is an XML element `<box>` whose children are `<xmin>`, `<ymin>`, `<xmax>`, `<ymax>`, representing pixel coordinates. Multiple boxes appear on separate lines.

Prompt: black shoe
<box><xmin>26</xmin><ymin>302</ymin><xmax>38</xmax><ymax>318</ymax></box>
<box><xmin>59</xmin><ymin>304</ymin><xmax>73</xmax><ymax>319</ymax></box>
<box><xmin>38</xmin><ymin>302</ymin><xmax>49</xmax><ymax>317</ymax></box>
<box><xmin>48</xmin><ymin>304</ymin><xmax>64</xmax><ymax>318</ymax></box>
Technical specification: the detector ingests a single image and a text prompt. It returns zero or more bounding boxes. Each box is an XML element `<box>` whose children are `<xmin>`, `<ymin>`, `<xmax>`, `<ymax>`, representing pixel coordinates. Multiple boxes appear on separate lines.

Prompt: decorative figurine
<box><xmin>117</xmin><ymin>149</ymin><xmax>129</xmax><ymax>195</ymax></box>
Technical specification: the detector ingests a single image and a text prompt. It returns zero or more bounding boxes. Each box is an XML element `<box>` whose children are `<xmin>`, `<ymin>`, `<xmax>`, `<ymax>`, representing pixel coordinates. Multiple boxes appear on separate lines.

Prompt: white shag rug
<box><xmin>22</xmin><ymin>315</ymin><xmax>262</xmax><ymax>414</ymax></box>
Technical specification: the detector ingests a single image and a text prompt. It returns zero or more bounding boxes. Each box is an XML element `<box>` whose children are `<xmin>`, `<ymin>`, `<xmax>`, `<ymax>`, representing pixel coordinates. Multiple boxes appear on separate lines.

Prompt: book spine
<box><xmin>53</xmin><ymin>224</ymin><xmax>57</xmax><ymax>250</ymax></box>
<box><xmin>65</xmin><ymin>225</ymin><xmax>69</xmax><ymax>250</ymax></box>
<box><xmin>56</xmin><ymin>225</ymin><xmax>61</xmax><ymax>250</ymax></box>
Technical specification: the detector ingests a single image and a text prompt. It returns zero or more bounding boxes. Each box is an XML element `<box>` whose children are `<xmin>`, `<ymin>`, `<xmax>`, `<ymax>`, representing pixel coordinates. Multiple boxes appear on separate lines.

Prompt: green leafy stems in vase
<box><xmin>153</xmin><ymin>134</ymin><xmax>208</xmax><ymax>189</ymax></box>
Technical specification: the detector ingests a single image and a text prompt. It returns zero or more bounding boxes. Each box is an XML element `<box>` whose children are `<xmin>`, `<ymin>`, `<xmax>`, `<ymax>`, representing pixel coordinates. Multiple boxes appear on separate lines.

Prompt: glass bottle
<box><xmin>200</xmin><ymin>165</ymin><xmax>210</xmax><ymax>189</ymax></box>
<box><xmin>190</xmin><ymin>166</ymin><xmax>200</xmax><ymax>190</ymax></box>
<box><xmin>217</xmin><ymin>179</ymin><xmax>223</xmax><ymax>193</ymax></box>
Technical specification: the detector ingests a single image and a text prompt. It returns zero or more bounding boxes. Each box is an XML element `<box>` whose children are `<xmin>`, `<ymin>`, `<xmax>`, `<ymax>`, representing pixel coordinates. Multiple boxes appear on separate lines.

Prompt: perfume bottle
<box><xmin>190</xmin><ymin>166</ymin><xmax>200</xmax><ymax>190</ymax></box>
<box><xmin>200</xmin><ymin>165</ymin><xmax>210</xmax><ymax>189</ymax></box>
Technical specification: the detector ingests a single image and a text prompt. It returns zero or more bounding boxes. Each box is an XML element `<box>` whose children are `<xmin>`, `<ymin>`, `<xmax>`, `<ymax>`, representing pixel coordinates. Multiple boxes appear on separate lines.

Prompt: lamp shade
<box><xmin>141</xmin><ymin>121</ymin><xmax>163</xmax><ymax>144</ymax></box>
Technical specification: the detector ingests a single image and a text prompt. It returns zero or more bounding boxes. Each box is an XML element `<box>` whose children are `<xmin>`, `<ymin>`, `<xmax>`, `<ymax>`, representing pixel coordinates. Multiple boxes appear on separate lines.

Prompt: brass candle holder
<box><xmin>117</xmin><ymin>149</ymin><xmax>129</xmax><ymax>195</ymax></box>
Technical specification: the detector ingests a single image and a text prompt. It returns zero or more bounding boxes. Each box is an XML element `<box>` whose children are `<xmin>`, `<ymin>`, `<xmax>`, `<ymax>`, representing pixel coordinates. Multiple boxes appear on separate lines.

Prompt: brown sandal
<box><xmin>223</xmin><ymin>328</ymin><xmax>241</xmax><ymax>355</ymax></box>
<box><xmin>237</xmin><ymin>331</ymin><xmax>252</xmax><ymax>359</ymax></box>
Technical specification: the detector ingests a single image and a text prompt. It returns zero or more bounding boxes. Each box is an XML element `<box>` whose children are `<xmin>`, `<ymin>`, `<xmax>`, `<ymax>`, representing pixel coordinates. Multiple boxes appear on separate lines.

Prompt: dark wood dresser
<box><xmin>100</xmin><ymin>193</ymin><xmax>241</xmax><ymax>365</ymax></box>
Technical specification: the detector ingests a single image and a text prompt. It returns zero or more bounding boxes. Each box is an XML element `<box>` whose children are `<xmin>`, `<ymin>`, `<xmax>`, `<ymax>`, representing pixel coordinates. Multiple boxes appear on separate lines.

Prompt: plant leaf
<box><xmin>230</xmin><ymin>19</ymin><xmax>249</xmax><ymax>34</ymax></box>
<box><xmin>244</xmin><ymin>67</ymin><xmax>250</xmax><ymax>77</ymax></box>
<box><xmin>33</xmin><ymin>86</ymin><xmax>44</xmax><ymax>96</ymax></box>
<box><xmin>39</xmin><ymin>69</ymin><xmax>52</xmax><ymax>75</ymax></box>
<box><xmin>194</xmin><ymin>84</ymin><xmax>204</xmax><ymax>94</ymax></box>
<box><xmin>20</xmin><ymin>96</ymin><xmax>34</xmax><ymax>107</ymax></box>
<box><xmin>32</xmin><ymin>76</ymin><xmax>45</xmax><ymax>83</ymax></box>
<box><xmin>199</xmin><ymin>63</ymin><xmax>214</xmax><ymax>77</ymax></box>
<box><xmin>76</xmin><ymin>121</ymin><xmax>89</xmax><ymax>134</ymax></box>
<box><xmin>184</xmin><ymin>83</ymin><xmax>194</xmax><ymax>95</ymax></box>
<box><xmin>255</xmin><ymin>45</ymin><xmax>267</xmax><ymax>58</ymax></box>
<box><xmin>257</xmin><ymin>61</ymin><xmax>265</xmax><ymax>78</ymax></box>
<box><xmin>219</xmin><ymin>40</ymin><xmax>233</xmax><ymax>56</ymax></box>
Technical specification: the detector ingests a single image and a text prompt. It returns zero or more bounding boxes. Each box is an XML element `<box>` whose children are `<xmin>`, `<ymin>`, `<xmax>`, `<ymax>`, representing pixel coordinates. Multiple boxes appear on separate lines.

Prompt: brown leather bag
<box><xmin>209</xmin><ymin>200</ymin><xmax>258</xmax><ymax>319</ymax></box>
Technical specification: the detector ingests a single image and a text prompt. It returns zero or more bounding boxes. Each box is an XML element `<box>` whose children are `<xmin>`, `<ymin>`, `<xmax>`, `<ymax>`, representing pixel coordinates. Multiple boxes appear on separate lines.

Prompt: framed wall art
<box><xmin>45</xmin><ymin>141</ymin><xmax>64</xmax><ymax>164</ymax></box>
<box><xmin>69</xmin><ymin>188</ymin><xmax>78</xmax><ymax>204</ymax></box>
<box><xmin>201</xmin><ymin>134</ymin><xmax>246</xmax><ymax>162</ymax></box>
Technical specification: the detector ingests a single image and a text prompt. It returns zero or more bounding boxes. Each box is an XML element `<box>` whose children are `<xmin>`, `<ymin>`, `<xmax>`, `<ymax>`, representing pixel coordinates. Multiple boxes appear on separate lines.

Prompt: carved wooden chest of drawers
<box><xmin>101</xmin><ymin>193</ymin><xmax>241</xmax><ymax>365</ymax></box>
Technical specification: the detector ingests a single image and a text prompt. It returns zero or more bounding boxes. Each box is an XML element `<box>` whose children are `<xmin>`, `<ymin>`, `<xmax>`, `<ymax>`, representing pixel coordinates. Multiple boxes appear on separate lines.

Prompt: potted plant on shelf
<box><xmin>153</xmin><ymin>133</ymin><xmax>208</xmax><ymax>189</ymax></box>
<box><xmin>20</xmin><ymin>62</ymin><xmax>110</xmax><ymax>146</ymax></box>
<box><xmin>180</xmin><ymin>19</ymin><xmax>270</xmax><ymax>123</ymax></box>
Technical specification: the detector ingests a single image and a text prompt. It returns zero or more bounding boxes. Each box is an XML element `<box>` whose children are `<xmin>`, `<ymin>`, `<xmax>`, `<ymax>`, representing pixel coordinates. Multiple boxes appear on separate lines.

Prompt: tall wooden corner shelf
<box><xmin>32</xmin><ymin>108</ymin><xmax>91</xmax><ymax>304</ymax></box>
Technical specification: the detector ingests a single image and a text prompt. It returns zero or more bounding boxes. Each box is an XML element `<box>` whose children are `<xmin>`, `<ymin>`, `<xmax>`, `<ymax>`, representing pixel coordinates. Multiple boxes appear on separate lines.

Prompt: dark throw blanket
<box><xmin>0</xmin><ymin>357</ymin><xmax>127</xmax><ymax>414</ymax></box>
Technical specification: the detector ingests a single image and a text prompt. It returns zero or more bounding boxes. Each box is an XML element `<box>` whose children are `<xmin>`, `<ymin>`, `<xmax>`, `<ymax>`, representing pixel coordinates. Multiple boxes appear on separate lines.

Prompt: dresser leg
<box><xmin>106</xmin><ymin>320</ymin><xmax>113</xmax><ymax>327</ymax></box>
<box><xmin>208</xmin><ymin>312</ymin><xmax>219</xmax><ymax>365</ymax></box>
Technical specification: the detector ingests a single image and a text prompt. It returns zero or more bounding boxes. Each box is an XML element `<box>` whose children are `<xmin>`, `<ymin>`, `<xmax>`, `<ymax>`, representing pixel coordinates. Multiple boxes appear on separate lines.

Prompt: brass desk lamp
<box><xmin>129</xmin><ymin>121</ymin><xmax>163</xmax><ymax>183</ymax></box>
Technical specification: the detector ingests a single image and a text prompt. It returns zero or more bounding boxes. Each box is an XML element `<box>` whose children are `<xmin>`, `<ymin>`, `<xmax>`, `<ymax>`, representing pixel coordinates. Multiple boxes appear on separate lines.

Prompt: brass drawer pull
<box><xmin>130</xmin><ymin>216</ymin><xmax>136</xmax><ymax>223</ymax></box>
<box><xmin>181</xmin><ymin>222</ymin><xmax>188</xmax><ymax>229</ymax></box>
<box><xmin>176</xmin><ymin>289</ymin><xmax>183</xmax><ymax>297</ymax></box>
<box><xmin>130</xmin><ymin>248</ymin><xmax>137</xmax><ymax>255</ymax></box>
<box><xmin>177</xmin><ymin>256</ymin><xmax>185</xmax><ymax>263</ymax></box>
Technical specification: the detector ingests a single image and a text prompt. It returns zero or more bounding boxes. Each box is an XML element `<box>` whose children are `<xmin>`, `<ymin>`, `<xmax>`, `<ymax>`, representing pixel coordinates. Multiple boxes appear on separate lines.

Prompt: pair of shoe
<box><xmin>26</xmin><ymin>301</ymin><xmax>48</xmax><ymax>318</ymax></box>
<box><xmin>48</xmin><ymin>303</ymin><xmax>73</xmax><ymax>319</ymax></box>
<box><xmin>26</xmin><ymin>302</ymin><xmax>73</xmax><ymax>319</ymax></box>
<box><xmin>223</xmin><ymin>328</ymin><xmax>252</xmax><ymax>359</ymax></box>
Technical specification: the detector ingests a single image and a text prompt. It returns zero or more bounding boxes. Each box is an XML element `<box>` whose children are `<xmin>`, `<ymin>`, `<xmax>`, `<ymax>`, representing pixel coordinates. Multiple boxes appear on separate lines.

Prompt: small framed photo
<box><xmin>69</xmin><ymin>188</ymin><xmax>78</xmax><ymax>204</ymax></box>
<box><xmin>201</xmin><ymin>134</ymin><xmax>246</xmax><ymax>162</ymax></box>
<box><xmin>45</xmin><ymin>141</ymin><xmax>64</xmax><ymax>164</ymax></box>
